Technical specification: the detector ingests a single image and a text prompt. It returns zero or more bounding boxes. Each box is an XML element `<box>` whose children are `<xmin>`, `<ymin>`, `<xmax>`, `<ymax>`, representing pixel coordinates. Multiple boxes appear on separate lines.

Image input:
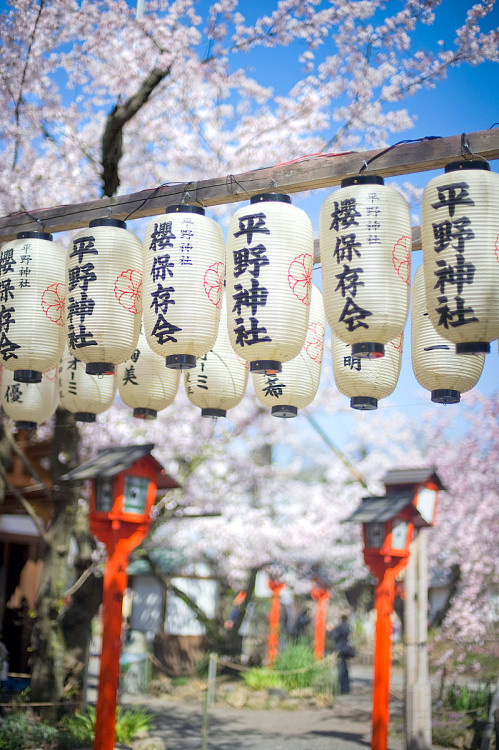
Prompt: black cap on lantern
<box><xmin>14</xmin><ymin>370</ymin><xmax>42</xmax><ymax>384</ymax></box>
<box><xmin>250</xmin><ymin>360</ymin><xmax>282</xmax><ymax>374</ymax></box>
<box><xmin>350</xmin><ymin>396</ymin><xmax>378</xmax><ymax>411</ymax></box>
<box><xmin>444</xmin><ymin>160</ymin><xmax>490</xmax><ymax>173</ymax></box>
<box><xmin>166</xmin><ymin>204</ymin><xmax>205</xmax><ymax>215</ymax></box>
<box><xmin>431</xmin><ymin>389</ymin><xmax>461</xmax><ymax>405</ymax></box>
<box><xmin>201</xmin><ymin>408</ymin><xmax>226</xmax><ymax>418</ymax></box>
<box><xmin>86</xmin><ymin>363</ymin><xmax>115</xmax><ymax>375</ymax></box>
<box><xmin>89</xmin><ymin>218</ymin><xmax>127</xmax><ymax>229</ymax></box>
<box><xmin>250</xmin><ymin>193</ymin><xmax>291</xmax><ymax>205</ymax></box>
<box><xmin>133</xmin><ymin>408</ymin><xmax>158</xmax><ymax>420</ymax></box>
<box><xmin>271</xmin><ymin>405</ymin><xmax>298</xmax><ymax>418</ymax></box>
<box><xmin>15</xmin><ymin>420</ymin><xmax>37</xmax><ymax>431</ymax></box>
<box><xmin>341</xmin><ymin>175</ymin><xmax>386</xmax><ymax>360</ymax></box>
<box><xmin>75</xmin><ymin>412</ymin><xmax>97</xmax><ymax>423</ymax></box>
<box><xmin>17</xmin><ymin>230</ymin><xmax>53</xmax><ymax>241</ymax></box>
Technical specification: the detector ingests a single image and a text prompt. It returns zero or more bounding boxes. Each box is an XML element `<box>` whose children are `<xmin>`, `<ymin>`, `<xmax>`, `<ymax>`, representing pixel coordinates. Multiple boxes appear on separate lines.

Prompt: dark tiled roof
<box><xmin>60</xmin><ymin>444</ymin><xmax>180</xmax><ymax>489</ymax></box>
<box><xmin>344</xmin><ymin>490</ymin><xmax>413</xmax><ymax>523</ymax></box>
<box><xmin>382</xmin><ymin>467</ymin><xmax>445</xmax><ymax>490</ymax></box>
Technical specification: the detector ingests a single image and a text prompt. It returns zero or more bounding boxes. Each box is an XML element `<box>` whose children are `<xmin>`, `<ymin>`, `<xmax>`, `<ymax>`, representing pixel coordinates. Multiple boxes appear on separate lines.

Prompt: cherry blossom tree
<box><xmin>0</xmin><ymin>0</ymin><xmax>498</xmax><ymax>704</ymax></box>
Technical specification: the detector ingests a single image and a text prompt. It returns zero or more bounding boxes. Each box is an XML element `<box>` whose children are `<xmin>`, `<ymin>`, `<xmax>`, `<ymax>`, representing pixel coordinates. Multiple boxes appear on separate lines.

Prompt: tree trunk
<box><xmin>29</xmin><ymin>408</ymin><xmax>80</xmax><ymax>717</ymax></box>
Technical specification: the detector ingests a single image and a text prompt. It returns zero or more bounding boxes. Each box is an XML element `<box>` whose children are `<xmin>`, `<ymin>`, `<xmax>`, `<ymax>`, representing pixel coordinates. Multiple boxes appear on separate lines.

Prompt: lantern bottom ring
<box><xmin>14</xmin><ymin>369</ymin><xmax>42</xmax><ymax>384</ymax></box>
<box><xmin>165</xmin><ymin>354</ymin><xmax>196</xmax><ymax>370</ymax></box>
<box><xmin>201</xmin><ymin>408</ymin><xmax>226</xmax><ymax>418</ymax></box>
<box><xmin>134</xmin><ymin>408</ymin><xmax>157</xmax><ymax>420</ymax></box>
<box><xmin>350</xmin><ymin>396</ymin><xmax>377</xmax><ymax>411</ymax></box>
<box><xmin>431</xmin><ymin>389</ymin><xmax>460</xmax><ymax>405</ymax></box>
<box><xmin>351</xmin><ymin>342</ymin><xmax>384</xmax><ymax>359</ymax></box>
<box><xmin>86</xmin><ymin>362</ymin><xmax>115</xmax><ymax>375</ymax></box>
<box><xmin>455</xmin><ymin>342</ymin><xmax>490</xmax><ymax>355</ymax></box>
<box><xmin>250</xmin><ymin>360</ymin><xmax>282</xmax><ymax>374</ymax></box>
<box><xmin>15</xmin><ymin>420</ymin><xmax>37</xmax><ymax>431</ymax></box>
<box><xmin>75</xmin><ymin>412</ymin><xmax>97</xmax><ymax>423</ymax></box>
<box><xmin>272</xmin><ymin>405</ymin><xmax>298</xmax><ymax>419</ymax></box>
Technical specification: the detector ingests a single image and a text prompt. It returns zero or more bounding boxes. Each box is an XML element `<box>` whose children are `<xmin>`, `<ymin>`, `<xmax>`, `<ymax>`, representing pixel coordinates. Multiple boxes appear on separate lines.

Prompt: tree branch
<box><xmin>140</xmin><ymin>550</ymin><xmax>221</xmax><ymax>641</ymax></box>
<box><xmin>101</xmin><ymin>65</ymin><xmax>171</xmax><ymax>197</ymax></box>
<box><xmin>12</xmin><ymin>0</ymin><xmax>45</xmax><ymax>169</ymax></box>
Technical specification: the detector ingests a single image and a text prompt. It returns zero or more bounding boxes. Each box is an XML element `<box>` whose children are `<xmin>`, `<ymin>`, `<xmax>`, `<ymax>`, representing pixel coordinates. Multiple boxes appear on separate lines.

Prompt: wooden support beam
<box><xmin>0</xmin><ymin>128</ymin><xmax>497</xmax><ymax>242</ymax></box>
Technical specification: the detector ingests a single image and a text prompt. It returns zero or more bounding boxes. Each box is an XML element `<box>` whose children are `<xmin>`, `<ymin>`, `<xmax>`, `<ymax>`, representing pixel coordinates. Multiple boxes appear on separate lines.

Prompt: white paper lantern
<box><xmin>118</xmin><ymin>328</ymin><xmax>180</xmax><ymax>419</ymax></box>
<box><xmin>421</xmin><ymin>160</ymin><xmax>499</xmax><ymax>354</ymax></box>
<box><xmin>2</xmin><ymin>366</ymin><xmax>59</xmax><ymax>429</ymax></box>
<box><xmin>143</xmin><ymin>205</ymin><xmax>225</xmax><ymax>370</ymax></box>
<box><xmin>58</xmin><ymin>348</ymin><xmax>117</xmax><ymax>422</ymax></box>
<box><xmin>320</xmin><ymin>175</ymin><xmax>411</xmax><ymax>359</ymax></box>
<box><xmin>332</xmin><ymin>330</ymin><xmax>403</xmax><ymax>410</ymax></box>
<box><xmin>411</xmin><ymin>265</ymin><xmax>484</xmax><ymax>403</ymax></box>
<box><xmin>0</xmin><ymin>231</ymin><xmax>66</xmax><ymax>382</ymax></box>
<box><xmin>66</xmin><ymin>218</ymin><xmax>143</xmax><ymax>375</ymax></box>
<box><xmin>184</xmin><ymin>293</ymin><xmax>249</xmax><ymax>417</ymax></box>
<box><xmin>226</xmin><ymin>193</ymin><xmax>314</xmax><ymax>373</ymax></box>
<box><xmin>252</xmin><ymin>284</ymin><xmax>325</xmax><ymax>417</ymax></box>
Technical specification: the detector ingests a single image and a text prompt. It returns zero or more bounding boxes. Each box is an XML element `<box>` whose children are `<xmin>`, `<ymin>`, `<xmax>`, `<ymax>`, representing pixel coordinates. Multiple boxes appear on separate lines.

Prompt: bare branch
<box><xmin>101</xmin><ymin>65</ymin><xmax>171</xmax><ymax>197</ymax></box>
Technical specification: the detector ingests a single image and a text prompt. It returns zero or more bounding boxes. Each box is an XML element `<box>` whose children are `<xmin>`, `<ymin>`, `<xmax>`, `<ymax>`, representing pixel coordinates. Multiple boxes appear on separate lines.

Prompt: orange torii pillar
<box><xmin>266</xmin><ymin>580</ymin><xmax>285</xmax><ymax>666</ymax></box>
<box><xmin>311</xmin><ymin>587</ymin><xmax>330</xmax><ymax>660</ymax></box>
<box><xmin>370</xmin><ymin>561</ymin><xmax>407</xmax><ymax>750</ymax></box>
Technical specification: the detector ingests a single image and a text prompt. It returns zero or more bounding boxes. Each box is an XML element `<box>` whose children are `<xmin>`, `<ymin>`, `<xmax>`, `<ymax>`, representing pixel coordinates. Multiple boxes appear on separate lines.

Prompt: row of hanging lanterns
<box><xmin>0</xmin><ymin>158</ymin><xmax>497</xmax><ymax>430</ymax></box>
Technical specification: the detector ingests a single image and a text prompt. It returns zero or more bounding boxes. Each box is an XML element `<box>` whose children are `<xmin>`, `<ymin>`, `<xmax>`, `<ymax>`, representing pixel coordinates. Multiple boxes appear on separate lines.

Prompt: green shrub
<box><xmin>445</xmin><ymin>683</ymin><xmax>491</xmax><ymax>718</ymax></box>
<box><xmin>59</xmin><ymin>704</ymin><xmax>155</xmax><ymax>745</ymax></box>
<box><xmin>242</xmin><ymin>668</ymin><xmax>282</xmax><ymax>690</ymax></box>
<box><xmin>242</xmin><ymin>642</ymin><xmax>335</xmax><ymax>695</ymax></box>
<box><xmin>0</xmin><ymin>711</ymin><xmax>58</xmax><ymax>749</ymax></box>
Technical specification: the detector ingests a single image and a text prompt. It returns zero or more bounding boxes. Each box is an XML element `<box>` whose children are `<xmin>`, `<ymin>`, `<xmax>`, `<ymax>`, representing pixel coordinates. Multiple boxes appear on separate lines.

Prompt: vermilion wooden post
<box><xmin>311</xmin><ymin>587</ymin><xmax>330</xmax><ymax>660</ymax></box>
<box><xmin>93</xmin><ymin>536</ymin><xmax>130</xmax><ymax>750</ymax></box>
<box><xmin>266</xmin><ymin>580</ymin><xmax>285</xmax><ymax>666</ymax></box>
<box><xmin>371</xmin><ymin>563</ymin><xmax>402</xmax><ymax>750</ymax></box>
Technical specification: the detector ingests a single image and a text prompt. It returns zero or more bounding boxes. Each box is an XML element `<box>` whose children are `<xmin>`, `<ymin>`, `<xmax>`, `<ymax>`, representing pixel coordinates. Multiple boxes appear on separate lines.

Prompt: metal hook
<box><xmin>181</xmin><ymin>181</ymin><xmax>193</xmax><ymax>204</ymax></box>
<box><xmin>461</xmin><ymin>132</ymin><xmax>475</xmax><ymax>160</ymax></box>
<box><xmin>227</xmin><ymin>174</ymin><xmax>251</xmax><ymax>199</ymax></box>
<box><xmin>268</xmin><ymin>177</ymin><xmax>277</xmax><ymax>188</ymax></box>
<box><xmin>359</xmin><ymin>160</ymin><xmax>369</xmax><ymax>174</ymax></box>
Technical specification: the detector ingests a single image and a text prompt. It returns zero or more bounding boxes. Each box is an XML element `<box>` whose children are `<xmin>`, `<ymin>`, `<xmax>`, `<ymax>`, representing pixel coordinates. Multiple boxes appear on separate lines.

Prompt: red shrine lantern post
<box><xmin>311</xmin><ymin>586</ymin><xmax>330</xmax><ymax>660</ymax></box>
<box><xmin>266</xmin><ymin>579</ymin><xmax>285</xmax><ymax>667</ymax></box>
<box><xmin>62</xmin><ymin>445</ymin><xmax>180</xmax><ymax>750</ymax></box>
<box><xmin>346</xmin><ymin>468</ymin><xmax>442</xmax><ymax>750</ymax></box>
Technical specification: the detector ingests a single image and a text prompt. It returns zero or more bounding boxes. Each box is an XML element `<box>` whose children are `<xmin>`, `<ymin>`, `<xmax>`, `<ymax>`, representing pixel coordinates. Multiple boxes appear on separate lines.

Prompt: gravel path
<box><xmin>124</xmin><ymin>665</ymin><xmax>405</xmax><ymax>750</ymax></box>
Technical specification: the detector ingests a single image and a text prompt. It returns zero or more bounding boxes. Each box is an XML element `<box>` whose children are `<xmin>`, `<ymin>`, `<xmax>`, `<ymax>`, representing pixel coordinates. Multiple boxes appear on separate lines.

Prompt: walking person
<box><xmin>331</xmin><ymin>613</ymin><xmax>354</xmax><ymax>694</ymax></box>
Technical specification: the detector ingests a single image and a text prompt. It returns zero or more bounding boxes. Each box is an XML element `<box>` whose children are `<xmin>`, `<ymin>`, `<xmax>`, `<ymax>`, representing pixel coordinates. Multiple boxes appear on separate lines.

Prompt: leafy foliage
<box><xmin>243</xmin><ymin>642</ymin><xmax>335</xmax><ymax>694</ymax></box>
<box><xmin>59</xmin><ymin>704</ymin><xmax>155</xmax><ymax>745</ymax></box>
<box><xmin>0</xmin><ymin>711</ymin><xmax>58</xmax><ymax>750</ymax></box>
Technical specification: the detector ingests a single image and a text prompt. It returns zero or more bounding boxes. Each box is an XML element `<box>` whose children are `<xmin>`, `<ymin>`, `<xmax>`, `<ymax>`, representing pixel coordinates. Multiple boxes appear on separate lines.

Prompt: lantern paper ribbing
<box><xmin>332</xmin><ymin>331</ymin><xmax>403</xmax><ymax>410</ymax></box>
<box><xmin>184</xmin><ymin>293</ymin><xmax>249</xmax><ymax>417</ymax></box>
<box><xmin>253</xmin><ymin>285</ymin><xmax>325</xmax><ymax>417</ymax></box>
<box><xmin>320</xmin><ymin>176</ymin><xmax>411</xmax><ymax>359</ymax></box>
<box><xmin>411</xmin><ymin>266</ymin><xmax>484</xmax><ymax>403</ymax></box>
<box><xmin>0</xmin><ymin>231</ymin><xmax>66</xmax><ymax>382</ymax></box>
<box><xmin>2</xmin><ymin>367</ymin><xmax>59</xmax><ymax>429</ymax></box>
<box><xmin>143</xmin><ymin>206</ymin><xmax>225</xmax><ymax>370</ymax></box>
<box><xmin>226</xmin><ymin>193</ymin><xmax>314</xmax><ymax>373</ymax></box>
<box><xmin>421</xmin><ymin>160</ymin><xmax>499</xmax><ymax>354</ymax></box>
<box><xmin>58</xmin><ymin>348</ymin><xmax>117</xmax><ymax>422</ymax></box>
<box><xmin>118</xmin><ymin>328</ymin><xmax>180</xmax><ymax>419</ymax></box>
<box><xmin>67</xmin><ymin>219</ymin><xmax>143</xmax><ymax>375</ymax></box>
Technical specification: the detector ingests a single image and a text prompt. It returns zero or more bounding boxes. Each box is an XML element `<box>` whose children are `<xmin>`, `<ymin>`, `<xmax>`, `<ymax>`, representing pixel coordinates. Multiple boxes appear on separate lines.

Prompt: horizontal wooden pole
<box><xmin>0</xmin><ymin>128</ymin><xmax>497</xmax><ymax>242</ymax></box>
